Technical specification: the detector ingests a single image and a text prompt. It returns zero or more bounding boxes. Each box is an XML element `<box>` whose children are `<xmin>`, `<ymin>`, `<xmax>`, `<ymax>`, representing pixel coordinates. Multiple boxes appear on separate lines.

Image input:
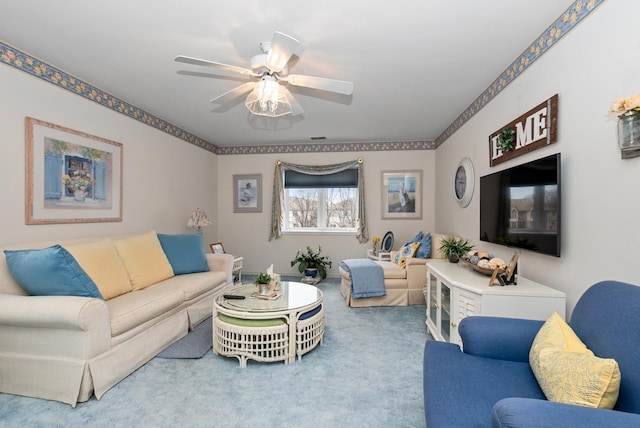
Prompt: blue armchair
<box><xmin>423</xmin><ymin>280</ymin><xmax>640</xmax><ymax>427</ymax></box>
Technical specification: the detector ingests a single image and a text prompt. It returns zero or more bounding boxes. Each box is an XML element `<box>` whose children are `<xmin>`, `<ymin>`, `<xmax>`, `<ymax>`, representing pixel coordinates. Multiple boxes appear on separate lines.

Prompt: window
<box><xmin>283</xmin><ymin>168</ymin><xmax>359</xmax><ymax>231</ymax></box>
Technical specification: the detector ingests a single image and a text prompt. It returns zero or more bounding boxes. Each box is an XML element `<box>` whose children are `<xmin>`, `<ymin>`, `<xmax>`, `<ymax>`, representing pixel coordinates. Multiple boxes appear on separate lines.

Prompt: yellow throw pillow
<box><xmin>64</xmin><ymin>239</ymin><xmax>133</xmax><ymax>300</ymax></box>
<box><xmin>529</xmin><ymin>312</ymin><xmax>621</xmax><ymax>409</ymax></box>
<box><xmin>112</xmin><ymin>231</ymin><xmax>174</xmax><ymax>290</ymax></box>
<box><xmin>392</xmin><ymin>241</ymin><xmax>421</xmax><ymax>268</ymax></box>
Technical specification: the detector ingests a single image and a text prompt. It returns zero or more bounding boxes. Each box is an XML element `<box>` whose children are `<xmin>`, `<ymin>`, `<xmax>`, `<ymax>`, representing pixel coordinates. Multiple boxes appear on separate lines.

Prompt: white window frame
<box><xmin>283</xmin><ymin>187</ymin><xmax>358</xmax><ymax>233</ymax></box>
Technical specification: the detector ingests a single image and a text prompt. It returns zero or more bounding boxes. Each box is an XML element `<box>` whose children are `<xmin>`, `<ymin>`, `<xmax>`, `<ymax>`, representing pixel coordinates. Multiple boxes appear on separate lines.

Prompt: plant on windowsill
<box><xmin>291</xmin><ymin>245</ymin><xmax>332</xmax><ymax>279</ymax></box>
<box><xmin>439</xmin><ymin>236</ymin><xmax>474</xmax><ymax>263</ymax></box>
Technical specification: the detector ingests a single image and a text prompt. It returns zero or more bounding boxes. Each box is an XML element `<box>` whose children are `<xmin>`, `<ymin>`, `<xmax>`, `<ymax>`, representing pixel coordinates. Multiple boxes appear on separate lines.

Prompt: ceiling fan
<box><xmin>175</xmin><ymin>31</ymin><xmax>354</xmax><ymax>117</ymax></box>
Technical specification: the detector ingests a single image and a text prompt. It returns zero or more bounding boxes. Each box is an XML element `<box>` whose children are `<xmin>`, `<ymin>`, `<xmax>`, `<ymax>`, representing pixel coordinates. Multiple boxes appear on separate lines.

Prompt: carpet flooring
<box><xmin>0</xmin><ymin>278</ymin><xmax>431</xmax><ymax>428</ymax></box>
<box><xmin>157</xmin><ymin>317</ymin><xmax>213</xmax><ymax>359</ymax></box>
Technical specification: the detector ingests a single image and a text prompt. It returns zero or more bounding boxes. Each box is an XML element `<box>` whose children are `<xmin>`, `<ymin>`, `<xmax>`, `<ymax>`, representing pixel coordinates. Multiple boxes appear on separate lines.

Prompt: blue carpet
<box><xmin>157</xmin><ymin>317</ymin><xmax>212</xmax><ymax>359</ymax></box>
<box><xmin>0</xmin><ymin>279</ymin><xmax>430</xmax><ymax>427</ymax></box>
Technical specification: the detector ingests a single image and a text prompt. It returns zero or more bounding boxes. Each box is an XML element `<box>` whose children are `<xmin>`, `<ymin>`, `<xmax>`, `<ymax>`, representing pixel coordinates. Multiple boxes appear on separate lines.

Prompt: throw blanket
<box><xmin>340</xmin><ymin>258</ymin><xmax>385</xmax><ymax>298</ymax></box>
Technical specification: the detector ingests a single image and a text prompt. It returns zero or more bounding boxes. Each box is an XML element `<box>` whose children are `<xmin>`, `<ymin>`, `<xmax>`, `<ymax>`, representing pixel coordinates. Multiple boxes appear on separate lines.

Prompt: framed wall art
<box><xmin>381</xmin><ymin>170</ymin><xmax>422</xmax><ymax>219</ymax></box>
<box><xmin>25</xmin><ymin>117</ymin><xmax>123</xmax><ymax>224</ymax></box>
<box><xmin>233</xmin><ymin>174</ymin><xmax>262</xmax><ymax>213</ymax></box>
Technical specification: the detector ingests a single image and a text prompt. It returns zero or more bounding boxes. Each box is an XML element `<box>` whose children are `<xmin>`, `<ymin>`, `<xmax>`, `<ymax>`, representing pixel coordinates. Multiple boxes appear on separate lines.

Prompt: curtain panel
<box><xmin>269</xmin><ymin>158</ymin><xmax>368</xmax><ymax>243</ymax></box>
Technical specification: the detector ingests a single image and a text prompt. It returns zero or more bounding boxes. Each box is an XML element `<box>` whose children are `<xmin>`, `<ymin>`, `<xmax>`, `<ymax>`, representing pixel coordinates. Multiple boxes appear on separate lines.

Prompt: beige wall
<box><xmin>1</xmin><ymin>1</ymin><xmax>637</xmax><ymax>317</ymax></box>
<box><xmin>0</xmin><ymin>65</ymin><xmax>219</xmax><ymax>247</ymax></box>
<box><xmin>217</xmin><ymin>150</ymin><xmax>435</xmax><ymax>277</ymax></box>
<box><xmin>434</xmin><ymin>0</ymin><xmax>640</xmax><ymax>317</ymax></box>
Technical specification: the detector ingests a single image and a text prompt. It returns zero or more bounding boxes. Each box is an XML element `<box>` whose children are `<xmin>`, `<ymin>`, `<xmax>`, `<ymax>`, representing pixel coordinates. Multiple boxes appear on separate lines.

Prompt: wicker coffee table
<box><xmin>213</xmin><ymin>281</ymin><xmax>324</xmax><ymax>367</ymax></box>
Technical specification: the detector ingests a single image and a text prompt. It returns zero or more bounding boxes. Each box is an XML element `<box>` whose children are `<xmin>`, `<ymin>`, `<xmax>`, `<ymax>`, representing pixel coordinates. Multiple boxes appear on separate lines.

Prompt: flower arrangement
<box><xmin>372</xmin><ymin>236</ymin><xmax>381</xmax><ymax>255</ymax></box>
<box><xmin>610</xmin><ymin>92</ymin><xmax>640</xmax><ymax>116</ymax></box>
<box><xmin>187</xmin><ymin>208</ymin><xmax>212</xmax><ymax>231</ymax></box>
<box><xmin>62</xmin><ymin>171</ymin><xmax>94</xmax><ymax>192</ymax></box>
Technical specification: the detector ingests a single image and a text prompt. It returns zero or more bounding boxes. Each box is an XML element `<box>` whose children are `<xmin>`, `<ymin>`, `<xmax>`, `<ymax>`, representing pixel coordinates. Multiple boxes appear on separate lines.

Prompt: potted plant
<box><xmin>291</xmin><ymin>246</ymin><xmax>332</xmax><ymax>280</ymax></box>
<box><xmin>254</xmin><ymin>272</ymin><xmax>273</xmax><ymax>295</ymax></box>
<box><xmin>439</xmin><ymin>236</ymin><xmax>474</xmax><ymax>263</ymax></box>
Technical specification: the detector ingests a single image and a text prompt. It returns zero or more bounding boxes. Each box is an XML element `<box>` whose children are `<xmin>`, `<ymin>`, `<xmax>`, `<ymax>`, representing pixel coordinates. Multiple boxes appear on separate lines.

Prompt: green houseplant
<box><xmin>291</xmin><ymin>246</ymin><xmax>332</xmax><ymax>279</ymax></box>
<box><xmin>253</xmin><ymin>272</ymin><xmax>273</xmax><ymax>295</ymax></box>
<box><xmin>439</xmin><ymin>236</ymin><xmax>474</xmax><ymax>263</ymax></box>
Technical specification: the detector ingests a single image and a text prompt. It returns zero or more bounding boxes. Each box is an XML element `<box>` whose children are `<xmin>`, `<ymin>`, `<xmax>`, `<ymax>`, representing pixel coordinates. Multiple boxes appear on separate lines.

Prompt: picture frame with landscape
<box><xmin>381</xmin><ymin>170</ymin><xmax>422</xmax><ymax>219</ymax></box>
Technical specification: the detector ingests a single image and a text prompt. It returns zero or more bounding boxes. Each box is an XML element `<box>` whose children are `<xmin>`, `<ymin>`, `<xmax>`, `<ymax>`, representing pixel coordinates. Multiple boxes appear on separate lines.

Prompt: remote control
<box><xmin>223</xmin><ymin>294</ymin><xmax>245</xmax><ymax>300</ymax></box>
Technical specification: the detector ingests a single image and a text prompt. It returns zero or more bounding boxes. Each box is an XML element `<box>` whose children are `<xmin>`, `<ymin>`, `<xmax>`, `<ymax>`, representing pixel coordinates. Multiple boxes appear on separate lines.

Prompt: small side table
<box><xmin>232</xmin><ymin>256</ymin><xmax>243</xmax><ymax>284</ymax></box>
<box><xmin>367</xmin><ymin>249</ymin><xmax>391</xmax><ymax>261</ymax></box>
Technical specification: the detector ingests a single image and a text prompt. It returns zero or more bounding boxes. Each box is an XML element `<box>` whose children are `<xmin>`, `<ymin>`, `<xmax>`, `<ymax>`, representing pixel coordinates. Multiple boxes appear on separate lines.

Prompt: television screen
<box><xmin>480</xmin><ymin>153</ymin><xmax>561</xmax><ymax>257</ymax></box>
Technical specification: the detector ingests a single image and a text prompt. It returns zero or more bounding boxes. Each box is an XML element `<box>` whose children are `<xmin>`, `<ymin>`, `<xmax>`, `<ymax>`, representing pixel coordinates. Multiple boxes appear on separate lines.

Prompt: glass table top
<box><xmin>216</xmin><ymin>281</ymin><xmax>322</xmax><ymax>313</ymax></box>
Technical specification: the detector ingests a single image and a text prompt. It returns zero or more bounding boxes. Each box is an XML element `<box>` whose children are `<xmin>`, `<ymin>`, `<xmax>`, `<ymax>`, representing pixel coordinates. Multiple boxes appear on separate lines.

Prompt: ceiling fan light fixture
<box><xmin>245</xmin><ymin>77</ymin><xmax>291</xmax><ymax>117</ymax></box>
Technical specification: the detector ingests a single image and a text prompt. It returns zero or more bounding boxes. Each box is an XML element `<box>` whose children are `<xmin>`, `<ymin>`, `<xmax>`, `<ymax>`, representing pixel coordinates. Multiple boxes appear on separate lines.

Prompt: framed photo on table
<box><xmin>233</xmin><ymin>174</ymin><xmax>262</xmax><ymax>213</ymax></box>
<box><xmin>210</xmin><ymin>243</ymin><xmax>225</xmax><ymax>254</ymax></box>
<box><xmin>381</xmin><ymin>170</ymin><xmax>422</xmax><ymax>219</ymax></box>
<box><xmin>25</xmin><ymin>117</ymin><xmax>123</xmax><ymax>224</ymax></box>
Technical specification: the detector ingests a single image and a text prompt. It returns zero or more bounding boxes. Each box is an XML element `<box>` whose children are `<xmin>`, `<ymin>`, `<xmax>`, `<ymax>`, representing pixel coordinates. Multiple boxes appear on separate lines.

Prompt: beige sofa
<box><xmin>0</xmin><ymin>232</ymin><xmax>234</xmax><ymax>406</ymax></box>
<box><xmin>340</xmin><ymin>233</ymin><xmax>449</xmax><ymax>307</ymax></box>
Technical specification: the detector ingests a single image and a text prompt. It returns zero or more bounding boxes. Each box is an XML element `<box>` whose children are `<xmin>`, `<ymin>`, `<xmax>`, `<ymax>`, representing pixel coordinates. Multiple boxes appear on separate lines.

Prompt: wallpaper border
<box><xmin>0</xmin><ymin>0</ymin><xmax>605</xmax><ymax>155</ymax></box>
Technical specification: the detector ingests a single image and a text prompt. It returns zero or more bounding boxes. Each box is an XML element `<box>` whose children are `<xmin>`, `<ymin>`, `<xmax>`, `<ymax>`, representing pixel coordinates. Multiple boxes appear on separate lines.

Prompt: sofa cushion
<box><xmin>64</xmin><ymin>239</ymin><xmax>133</xmax><ymax>300</ymax></box>
<box><xmin>152</xmin><ymin>270</ymin><xmax>227</xmax><ymax>301</ymax></box>
<box><xmin>529</xmin><ymin>312</ymin><xmax>621</xmax><ymax>409</ymax></box>
<box><xmin>392</xmin><ymin>242</ymin><xmax>420</xmax><ymax>268</ymax></box>
<box><xmin>375</xmin><ymin>261</ymin><xmax>408</xmax><ymax>279</ymax></box>
<box><xmin>4</xmin><ymin>245</ymin><xmax>103</xmax><ymax>299</ymax></box>
<box><xmin>218</xmin><ymin>313</ymin><xmax>284</xmax><ymax>327</ymax></box>
<box><xmin>415</xmin><ymin>232</ymin><xmax>432</xmax><ymax>259</ymax></box>
<box><xmin>107</xmin><ymin>286</ymin><xmax>184</xmax><ymax>336</ymax></box>
<box><xmin>113</xmin><ymin>231</ymin><xmax>175</xmax><ymax>290</ymax></box>
<box><xmin>424</xmin><ymin>340</ymin><xmax>545</xmax><ymax>427</ymax></box>
<box><xmin>157</xmin><ymin>233</ymin><xmax>209</xmax><ymax>275</ymax></box>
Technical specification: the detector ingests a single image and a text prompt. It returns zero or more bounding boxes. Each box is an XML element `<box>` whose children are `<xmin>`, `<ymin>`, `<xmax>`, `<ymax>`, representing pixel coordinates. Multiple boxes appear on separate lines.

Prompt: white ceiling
<box><xmin>2</xmin><ymin>1</ymin><xmax>573</xmax><ymax>148</ymax></box>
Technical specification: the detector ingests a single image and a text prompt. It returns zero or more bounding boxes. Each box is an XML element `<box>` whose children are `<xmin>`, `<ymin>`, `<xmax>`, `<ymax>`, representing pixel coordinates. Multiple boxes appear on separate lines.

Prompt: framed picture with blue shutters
<box><xmin>26</xmin><ymin>117</ymin><xmax>123</xmax><ymax>224</ymax></box>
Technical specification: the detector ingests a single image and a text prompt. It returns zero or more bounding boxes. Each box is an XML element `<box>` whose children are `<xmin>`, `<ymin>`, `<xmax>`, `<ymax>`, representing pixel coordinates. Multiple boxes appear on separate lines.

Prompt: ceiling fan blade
<box><xmin>266</xmin><ymin>32</ymin><xmax>299</xmax><ymax>73</ymax></box>
<box><xmin>279</xmin><ymin>86</ymin><xmax>304</xmax><ymax>116</ymax></box>
<box><xmin>175</xmin><ymin>55</ymin><xmax>255</xmax><ymax>76</ymax></box>
<box><xmin>286</xmin><ymin>74</ymin><xmax>354</xmax><ymax>95</ymax></box>
<box><xmin>210</xmin><ymin>82</ymin><xmax>255</xmax><ymax>104</ymax></box>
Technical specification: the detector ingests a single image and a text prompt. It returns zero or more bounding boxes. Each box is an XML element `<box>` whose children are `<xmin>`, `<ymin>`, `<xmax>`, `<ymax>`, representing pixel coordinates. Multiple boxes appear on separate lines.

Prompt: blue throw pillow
<box><xmin>416</xmin><ymin>233</ymin><xmax>432</xmax><ymax>259</ymax></box>
<box><xmin>412</xmin><ymin>230</ymin><xmax>424</xmax><ymax>242</ymax></box>
<box><xmin>4</xmin><ymin>245</ymin><xmax>103</xmax><ymax>298</ymax></box>
<box><xmin>157</xmin><ymin>233</ymin><xmax>209</xmax><ymax>275</ymax></box>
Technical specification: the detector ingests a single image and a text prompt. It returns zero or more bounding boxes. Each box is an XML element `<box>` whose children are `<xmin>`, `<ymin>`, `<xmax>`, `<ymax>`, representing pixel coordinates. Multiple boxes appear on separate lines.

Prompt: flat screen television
<box><xmin>480</xmin><ymin>153</ymin><xmax>561</xmax><ymax>257</ymax></box>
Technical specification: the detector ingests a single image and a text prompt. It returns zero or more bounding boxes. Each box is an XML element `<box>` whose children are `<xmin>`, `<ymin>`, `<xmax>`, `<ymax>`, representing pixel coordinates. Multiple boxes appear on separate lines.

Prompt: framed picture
<box><xmin>210</xmin><ymin>243</ymin><xmax>225</xmax><ymax>254</ymax></box>
<box><xmin>233</xmin><ymin>174</ymin><xmax>262</xmax><ymax>213</ymax></box>
<box><xmin>26</xmin><ymin>117</ymin><xmax>123</xmax><ymax>224</ymax></box>
<box><xmin>381</xmin><ymin>170</ymin><xmax>422</xmax><ymax>219</ymax></box>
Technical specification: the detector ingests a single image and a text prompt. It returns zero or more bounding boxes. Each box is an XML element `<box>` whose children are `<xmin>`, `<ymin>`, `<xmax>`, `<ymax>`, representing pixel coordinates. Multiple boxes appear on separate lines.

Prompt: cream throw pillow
<box><xmin>529</xmin><ymin>312</ymin><xmax>621</xmax><ymax>409</ymax></box>
<box><xmin>112</xmin><ymin>231</ymin><xmax>175</xmax><ymax>290</ymax></box>
<box><xmin>64</xmin><ymin>239</ymin><xmax>133</xmax><ymax>300</ymax></box>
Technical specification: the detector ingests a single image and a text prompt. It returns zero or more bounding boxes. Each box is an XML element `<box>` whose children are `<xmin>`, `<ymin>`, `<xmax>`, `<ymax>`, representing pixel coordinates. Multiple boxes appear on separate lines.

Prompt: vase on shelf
<box><xmin>372</xmin><ymin>242</ymin><xmax>379</xmax><ymax>256</ymax></box>
<box><xmin>618</xmin><ymin>110</ymin><xmax>640</xmax><ymax>159</ymax></box>
<box><xmin>73</xmin><ymin>189</ymin><xmax>87</xmax><ymax>201</ymax></box>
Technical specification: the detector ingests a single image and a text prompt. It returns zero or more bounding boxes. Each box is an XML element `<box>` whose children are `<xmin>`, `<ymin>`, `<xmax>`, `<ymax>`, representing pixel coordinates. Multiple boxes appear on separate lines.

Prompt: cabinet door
<box><xmin>440</xmin><ymin>282</ymin><xmax>451</xmax><ymax>342</ymax></box>
<box><xmin>451</xmin><ymin>290</ymin><xmax>480</xmax><ymax>345</ymax></box>
<box><xmin>425</xmin><ymin>271</ymin><xmax>438</xmax><ymax>333</ymax></box>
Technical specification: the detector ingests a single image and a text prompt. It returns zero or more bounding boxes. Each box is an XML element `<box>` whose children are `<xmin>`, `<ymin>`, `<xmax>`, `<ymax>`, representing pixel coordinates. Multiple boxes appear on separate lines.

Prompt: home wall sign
<box><xmin>489</xmin><ymin>94</ymin><xmax>558</xmax><ymax>167</ymax></box>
